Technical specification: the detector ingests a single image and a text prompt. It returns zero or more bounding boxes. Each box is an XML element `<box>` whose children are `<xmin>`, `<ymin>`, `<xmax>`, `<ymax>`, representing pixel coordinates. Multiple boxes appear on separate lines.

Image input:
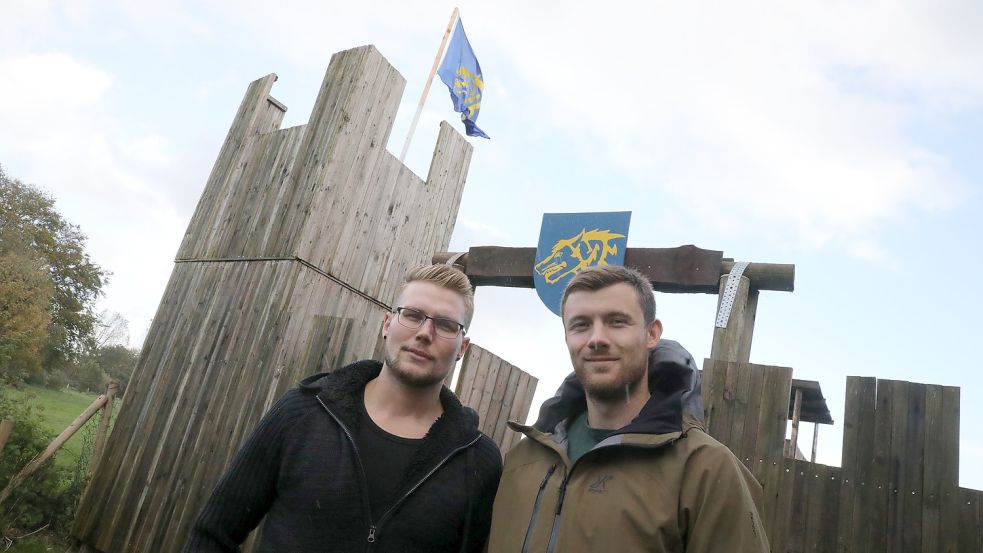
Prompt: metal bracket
<box><xmin>715</xmin><ymin>261</ymin><xmax>750</xmax><ymax>328</ymax></box>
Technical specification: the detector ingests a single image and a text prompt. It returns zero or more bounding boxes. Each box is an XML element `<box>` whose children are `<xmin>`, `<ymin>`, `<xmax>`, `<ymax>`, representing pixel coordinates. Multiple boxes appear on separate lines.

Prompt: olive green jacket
<box><xmin>487</xmin><ymin>341</ymin><xmax>770</xmax><ymax>553</ymax></box>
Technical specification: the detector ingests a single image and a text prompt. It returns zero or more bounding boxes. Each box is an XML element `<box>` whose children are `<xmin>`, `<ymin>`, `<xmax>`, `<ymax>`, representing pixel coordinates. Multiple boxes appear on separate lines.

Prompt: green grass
<box><xmin>4</xmin><ymin>385</ymin><xmax>101</xmax><ymax>470</ymax></box>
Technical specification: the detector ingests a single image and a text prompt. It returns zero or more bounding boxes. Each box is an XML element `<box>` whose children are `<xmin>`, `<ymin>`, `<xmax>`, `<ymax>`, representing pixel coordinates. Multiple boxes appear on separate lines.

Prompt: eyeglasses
<box><xmin>393</xmin><ymin>307</ymin><xmax>466</xmax><ymax>339</ymax></box>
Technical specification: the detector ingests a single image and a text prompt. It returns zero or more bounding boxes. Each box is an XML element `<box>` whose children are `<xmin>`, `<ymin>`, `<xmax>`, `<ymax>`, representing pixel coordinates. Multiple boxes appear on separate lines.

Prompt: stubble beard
<box><xmin>384</xmin><ymin>351</ymin><xmax>449</xmax><ymax>389</ymax></box>
<box><xmin>580</xmin><ymin>362</ymin><xmax>648</xmax><ymax>402</ymax></box>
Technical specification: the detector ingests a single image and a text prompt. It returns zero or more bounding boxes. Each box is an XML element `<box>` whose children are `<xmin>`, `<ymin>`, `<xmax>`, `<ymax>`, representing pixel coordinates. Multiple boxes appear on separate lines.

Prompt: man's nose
<box><xmin>414</xmin><ymin>318</ymin><xmax>437</xmax><ymax>339</ymax></box>
<box><xmin>587</xmin><ymin>324</ymin><xmax>609</xmax><ymax>349</ymax></box>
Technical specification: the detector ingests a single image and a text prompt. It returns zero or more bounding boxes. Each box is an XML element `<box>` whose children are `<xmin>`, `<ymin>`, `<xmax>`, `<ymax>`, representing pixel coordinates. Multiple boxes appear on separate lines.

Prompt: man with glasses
<box><xmin>184</xmin><ymin>265</ymin><xmax>503</xmax><ymax>553</ymax></box>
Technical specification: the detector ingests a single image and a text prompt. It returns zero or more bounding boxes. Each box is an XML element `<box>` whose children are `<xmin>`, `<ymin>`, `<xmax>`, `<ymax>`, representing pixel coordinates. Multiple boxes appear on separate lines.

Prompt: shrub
<box><xmin>0</xmin><ymin>389</ymin><xmax>81</xmax><ymax>537</ymax></box>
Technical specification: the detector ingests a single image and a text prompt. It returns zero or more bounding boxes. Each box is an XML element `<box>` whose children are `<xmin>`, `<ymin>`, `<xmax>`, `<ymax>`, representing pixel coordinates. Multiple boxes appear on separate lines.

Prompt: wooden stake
<box><xmin>0</xmin><ymin>390</ymin><xmax>111</xmax><ymax>506</ymax></box>
<box><xmin>811</xmin><ymin>421</ymin><xmax>819</xmax><ymax>463</ymax></box>
<box><xmin>710</xmin><ymin>274</ymin><xmax>758</xmax><ymax>363</ymax></box>
<box><xmin>399</xmin><ymin>7</ymin><xmax>460</xmax><ymax>162</ymax></box>
<box><xmin>0</xmin><ymin>419</ymin><xmax>14</xmax><ymax>457</ymax></box>
<box><xmin>787</xmin><ymin>389</ymin><xmax>802</xmax><ymax>459</ymax></box>
<box><xmin>88</xmin><ymin>382</ymin><xmax>118</xmax><ymax>479</ymax></box>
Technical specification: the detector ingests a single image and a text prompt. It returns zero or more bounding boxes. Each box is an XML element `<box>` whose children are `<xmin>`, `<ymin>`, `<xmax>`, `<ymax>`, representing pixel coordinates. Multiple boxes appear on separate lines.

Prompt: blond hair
<box><xmin>396</xmin><ymin>264</ymin><xmax>475</xmax><ymax>327</ymax></box>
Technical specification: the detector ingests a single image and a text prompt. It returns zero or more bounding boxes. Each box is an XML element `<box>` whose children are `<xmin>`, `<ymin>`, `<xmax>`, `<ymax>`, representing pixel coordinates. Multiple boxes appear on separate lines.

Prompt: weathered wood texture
<box><xmin>433</xmin><ymin>246</ymin><xmax>796</xmax><ymax>292</ymax></box>
<box><xmin>703</xmin><ymin>361</ymin><xmax>980</xmax><ymax>552</ymax></box>
<box><xmin>72</xmin><ymin>45</ymin><xmax>483</xmax><ymax>553</ymax></box>
<box><xmin>455</xmin><ymin>344</ymin><xmax>538</xmax><ymax>453</ymax></box>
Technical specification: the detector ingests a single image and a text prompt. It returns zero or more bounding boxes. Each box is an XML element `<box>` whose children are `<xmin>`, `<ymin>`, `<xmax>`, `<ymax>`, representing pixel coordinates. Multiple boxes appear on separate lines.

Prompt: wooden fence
<box><xmin>455</xmin><ymin>344</ymin><xmax>538</xmax><ymax>453</ymax></box>
<box><xmin>70</xmin><ymin>45</ymin><xmax>539</xmax><ymax>553</ymax></box>
<box><xmin>704</xmin><ymin>360</ymin><xmax>983</xmax><ymax>552</ymax></box>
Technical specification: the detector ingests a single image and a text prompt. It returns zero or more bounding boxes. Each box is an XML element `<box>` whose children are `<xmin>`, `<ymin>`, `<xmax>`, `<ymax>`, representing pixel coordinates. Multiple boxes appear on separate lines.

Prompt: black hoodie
<box><xmin>183</xmin><ymin>360</ymin><xmax>503</xmax><ymax>553</ymax></box>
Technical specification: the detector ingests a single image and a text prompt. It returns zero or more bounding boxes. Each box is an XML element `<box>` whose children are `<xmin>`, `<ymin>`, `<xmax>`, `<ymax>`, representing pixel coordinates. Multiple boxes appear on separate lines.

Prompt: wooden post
<box><xmin>0</xmin><ymin>391</ymin><xmax>111</xmax><ymax>506</ymax></box>
<box><xmin>0</xmin><ymin>419</ymin><xmax>14</xmax><ymax>457</ymax></box>
<box><xmin>710</xmin><ymin>274</ymin><xmax>758</xmax><ymax>362</ymax></box>
<box><xmin>88</xmin><ymin>382</ymin><xmax>118</xmax><ymax>479</ymax></box>
<box><xmin>811</xmin><ymin>421</ymin><xmax>819</xmax><ymax>463</ymax></box>
<box><xmin>787</xmin><ymin>388</ymin><xmax>802</xmax><ymax>458</ymax></box>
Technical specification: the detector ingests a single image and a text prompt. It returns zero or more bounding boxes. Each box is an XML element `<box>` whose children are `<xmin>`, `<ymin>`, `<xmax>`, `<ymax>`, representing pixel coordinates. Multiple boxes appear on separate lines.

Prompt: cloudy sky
<box><xmin>3</xmin><ymin>1</ymin><xmax>982</xmax><ymax>489</ymax></box>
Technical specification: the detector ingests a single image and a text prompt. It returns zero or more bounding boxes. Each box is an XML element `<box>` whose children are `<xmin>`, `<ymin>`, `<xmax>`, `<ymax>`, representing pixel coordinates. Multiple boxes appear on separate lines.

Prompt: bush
<box><xmin>0</xmin><ymin>389</ymin><xmax>83</xmax><ymax>537</ymax></box>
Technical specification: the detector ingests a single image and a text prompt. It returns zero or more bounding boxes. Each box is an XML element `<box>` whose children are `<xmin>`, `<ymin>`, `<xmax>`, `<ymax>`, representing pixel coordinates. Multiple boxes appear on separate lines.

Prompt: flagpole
<box><xmin>399</xmin><ymin>7</ymin><xmax>460</xmax><ymax>163</ymax></box>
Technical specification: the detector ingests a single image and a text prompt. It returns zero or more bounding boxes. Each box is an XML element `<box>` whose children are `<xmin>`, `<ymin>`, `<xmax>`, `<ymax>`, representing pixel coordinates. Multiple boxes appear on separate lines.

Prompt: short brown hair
<box><xmin>396</xmin><ymin>264</ymin><xmax>475</xmax><ymax>328</ymax></box>
<box><xmin>561</xmin><ymin>265</ymin><xmax>656</xmax><ymax>324</ymax></box>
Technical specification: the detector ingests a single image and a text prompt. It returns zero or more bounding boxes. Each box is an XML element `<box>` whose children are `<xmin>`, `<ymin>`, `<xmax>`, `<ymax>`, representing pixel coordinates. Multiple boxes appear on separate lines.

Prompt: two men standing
<box><xmin>185</xmin><ymin>264</ymin><xmax>768</xmax><ymax>552</ymax></box>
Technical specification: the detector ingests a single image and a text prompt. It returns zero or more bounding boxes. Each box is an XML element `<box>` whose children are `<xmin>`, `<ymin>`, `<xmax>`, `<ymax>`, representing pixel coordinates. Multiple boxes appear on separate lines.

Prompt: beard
<box><xmin>384</xmin><ymin>351</ymin><xmax>450</xmax><ymax>389</ymax></box>
<box><xmin>579</xmin><ymin>363</ymin><xmax>648</xmax><ymax>402</ymax></box>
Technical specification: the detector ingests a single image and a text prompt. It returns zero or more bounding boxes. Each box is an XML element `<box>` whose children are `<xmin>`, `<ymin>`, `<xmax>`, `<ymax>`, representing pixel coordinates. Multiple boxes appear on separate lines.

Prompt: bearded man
<box><xmin>487</xmin><ymin>265</ymin><xmax>769</xmax><ymax>553</ymax></box>
<box><xmin>184</xmin><ymin>265</ymin><xmax>502</xmax><ymax>553</ymax></box>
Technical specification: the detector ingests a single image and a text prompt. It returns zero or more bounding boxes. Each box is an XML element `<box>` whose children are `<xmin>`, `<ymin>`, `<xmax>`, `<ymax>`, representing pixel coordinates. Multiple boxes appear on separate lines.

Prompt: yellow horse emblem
<box><xmin>534</xmin><ymin>228</ymin><xmax>626</xmax><ymax>284</ymax></box>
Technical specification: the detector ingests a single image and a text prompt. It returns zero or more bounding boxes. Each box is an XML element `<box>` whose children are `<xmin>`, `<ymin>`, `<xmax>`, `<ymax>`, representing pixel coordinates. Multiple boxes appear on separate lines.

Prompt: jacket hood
<box><xmin>299</xmin><ymin>360</ymin><xmax>483</xmax><ymax>480</ymax></box>
<box><xmin>532</xmin><ymin>339</ymin><xmax>704</xmax><ymax>437</ymax></box>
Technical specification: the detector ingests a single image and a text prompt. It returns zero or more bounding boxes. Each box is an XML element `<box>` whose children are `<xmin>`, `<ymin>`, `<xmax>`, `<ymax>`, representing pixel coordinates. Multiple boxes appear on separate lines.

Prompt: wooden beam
<box><xmin>433</xmin><ymin>246</ymin><xmax>794</xmax><ymax>292</ymax></box>
<box><xmin>0</xmin><ymin>390</ymin><xmax>111</xmax><ymax>506</ymax></box>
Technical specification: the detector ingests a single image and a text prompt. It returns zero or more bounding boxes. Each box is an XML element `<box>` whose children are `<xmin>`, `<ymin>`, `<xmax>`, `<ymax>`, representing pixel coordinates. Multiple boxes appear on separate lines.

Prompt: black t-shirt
<box><xmin>355</xmin><ymin>399</ymin><xmax>424</xmax><ymax>520</ymax></box>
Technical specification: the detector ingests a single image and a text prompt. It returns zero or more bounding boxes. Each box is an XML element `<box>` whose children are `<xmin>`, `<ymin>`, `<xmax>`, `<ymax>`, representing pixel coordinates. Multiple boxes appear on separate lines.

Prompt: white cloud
<box><xmin>0</xmin><ymin>53</ymin><xmax>112</xmax><ymax>119</ymax></box>
<box><xmin>481</xmin><ymin>2</ymin><xmax>979</xmax><ymax>253</ymax></box>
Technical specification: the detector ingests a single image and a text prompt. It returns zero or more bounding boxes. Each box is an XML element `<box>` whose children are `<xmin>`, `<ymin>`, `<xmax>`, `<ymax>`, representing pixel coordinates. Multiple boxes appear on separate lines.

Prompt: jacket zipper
<box><xmin>542</xmin><ymin>433</ymin><xmax>688</xmax><ymax>553</ymax></box>
<box><xmin>520</xmin><ymin>464</ymin><xmax>558</xmax><ymax>553</ymax></box>
<box><xmin>315</xmin><ymin>396</ymin><xmax>378</xmax><ymax>551</ymax></box>
<box><xmin>318</xmin><ymin>395</ymin><xmax>480</xmax><ymax>552</ymax></box>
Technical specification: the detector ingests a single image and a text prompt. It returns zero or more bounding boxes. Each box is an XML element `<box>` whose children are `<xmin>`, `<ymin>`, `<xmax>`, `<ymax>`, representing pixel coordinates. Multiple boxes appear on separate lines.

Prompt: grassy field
<box><xmin>3</xmin><ymin>385</ymin><xmax>102</xmax><ymax>470</ymax></box>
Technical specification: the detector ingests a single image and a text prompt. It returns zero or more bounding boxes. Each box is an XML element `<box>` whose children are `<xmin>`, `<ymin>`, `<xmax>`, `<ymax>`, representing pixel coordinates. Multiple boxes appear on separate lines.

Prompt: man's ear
<box><xmin>646</xmin><ymin>319</ymin><xmax>663</xmax><ymax>350</ymax></box>
<box><xmin>458</xmin><ymin>336</ymin><xmax>471</xmax><ymax>360</ymax></box>
<box><xmin>382</xmin><ymin>311</ymin><xmax>393</xmax><ymax>337</ymax></box>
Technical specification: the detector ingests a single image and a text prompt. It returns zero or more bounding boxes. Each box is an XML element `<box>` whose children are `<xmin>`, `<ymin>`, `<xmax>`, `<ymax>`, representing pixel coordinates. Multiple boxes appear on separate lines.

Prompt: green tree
<box><xmin>0</xmin><ymin>245</ymin><xmax>53</xmax><ymax>379</ymax></box>
<box><xmin>0</xmin><ymin>165</ymin><xmax>107</xmax><ymax>378</ymax></box>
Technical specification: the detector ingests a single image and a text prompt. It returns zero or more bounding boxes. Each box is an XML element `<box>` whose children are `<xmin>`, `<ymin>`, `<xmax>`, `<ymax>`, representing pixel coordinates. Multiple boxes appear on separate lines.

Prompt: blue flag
<box><xmin>533</xmin><ymin>212</ymin><xmax>632</xmax><ymax>316</ymax></box>
<box><xmin>437</xmin><ymin>19</ymin><xmax>489</xmax><ymax>139</ymax></box>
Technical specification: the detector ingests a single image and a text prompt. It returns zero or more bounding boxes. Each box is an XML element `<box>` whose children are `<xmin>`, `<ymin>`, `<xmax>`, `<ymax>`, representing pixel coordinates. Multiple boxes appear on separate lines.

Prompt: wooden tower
<box><xmin>71</xmin><ymin>45</ymin><xmax>538</xmax><ymax>553</ymax></box>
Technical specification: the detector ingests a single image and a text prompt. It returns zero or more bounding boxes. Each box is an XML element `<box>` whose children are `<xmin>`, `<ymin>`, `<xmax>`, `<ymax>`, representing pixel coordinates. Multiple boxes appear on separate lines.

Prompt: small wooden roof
<box><xmin>788</xmin><ymin>379</ymin><xmax>833</xmax><ymax>425</ymax></box>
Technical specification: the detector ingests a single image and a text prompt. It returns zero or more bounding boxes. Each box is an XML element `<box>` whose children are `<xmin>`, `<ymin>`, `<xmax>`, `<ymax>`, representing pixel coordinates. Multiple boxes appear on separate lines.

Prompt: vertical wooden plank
<box><xmin>839</xmin><ymin>377</ymin><xmax>876</xmax><ymax>553</ymax></box>
<box><xmin>939</xmin><ymin>386</ymin><xmax>960</xmax><ymax>553</ymax></box>
<box><xmin>920</xmin><ymin>385</ymin><xmax>943</xmax><ymax>553</ymax></box>
<box><xmin>885</xmin><ymin>380</ymin><xmax>910</xmax><ymax>553</ymax></box>
<box><xmin>819</xmin><ymin>466</ymin><xmax>841</xmax><ymax>553</ymax></box>
<box><xmin>509</xmin><ymin>374</ymin><xmax>538</xmax><ymax>446</ymax></box>
<box><xmin>769</xmin><ymin>458</ymin><xmax>796</xmax><ymax>553</ymax></box>
<box><xmin>957</xmin><ymin>488</ymin><xmax>981</xmax><ymax>553</ymax></box>
<box><xmin>725</xmin><ymin>361</ymin><xmax>754</xmax><ymax>464</ymax></box>
<box><xmin>491</xmin><ymin>366</ymin><xmax>522</xmax><ymax>446</ymax></box>
<box><xmin>786</xmin><ymin>458</ymin><xmax>811</xmax><ymax>553</ymax></box>
<box><xmin>902</xmin><ymin>383</ymin><xmax>925</xmax><ymax>552</ymax></box>
<box><xmin>756</xmin><ymin>364</ymin><xmax>792</xmax><ymax>539</ymax></box>
<box><xmin>476</xmin><ymin>358</ymin><xmax>504</xmax><ymax>435</ymax></box>
<box><xmin>455</xmin><ymin>345</ymin><xmax>480</xmax><ymax>401</ymax></box>
<box><xmin>738</xmin><ymin>364</ymin><xmax>765</xmax><ymax>472</ymax></box>
<box><xmin>701</xmin><ymin>359</ymin><xmax>725</xmax><ymax>438</ymax></box>
<box><xmin>804</xmin><ymin>463</ymin><xmax>840</xmax><ymax>553</ymax></box>
<box><xmin>863</xmin><ymin>378</ymin><xmax>894</xmax><ymax>553</ymax></box>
